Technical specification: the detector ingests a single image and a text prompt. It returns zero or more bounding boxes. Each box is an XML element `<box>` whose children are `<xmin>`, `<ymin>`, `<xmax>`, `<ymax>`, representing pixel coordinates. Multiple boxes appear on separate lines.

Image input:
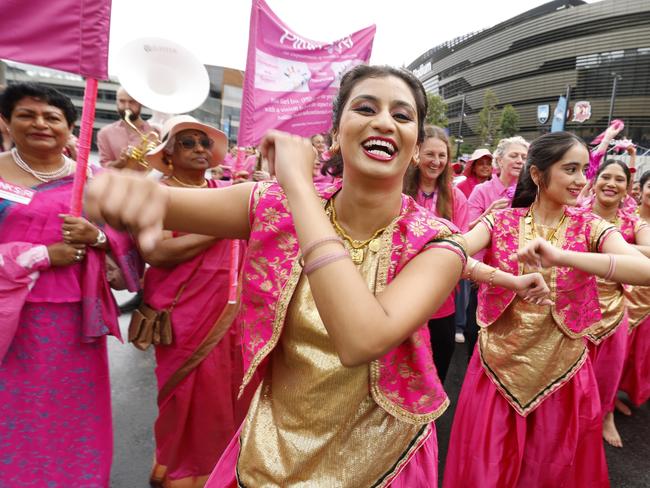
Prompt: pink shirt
<box><xmin>468</xmin><ymin>176</ymin><xmax>511</xmax><ymax>261</ymax></box>
<box><xmin>96</xmin><ymin>119</ymin><xmax>156</xmax><ymax>167</ymax></box>
<box><xmin>415</xmin><ymin>185</ymin><xmax>468</xmax><ymax>318</ymax></box>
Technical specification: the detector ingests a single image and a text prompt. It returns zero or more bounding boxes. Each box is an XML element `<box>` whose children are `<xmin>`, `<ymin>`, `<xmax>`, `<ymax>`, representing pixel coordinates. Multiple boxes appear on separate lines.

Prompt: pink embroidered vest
<box><xmin>478</xmin><ymin>206</ymin><xmax>607</xmax><ymax>338</ymax></box>
<box><xmin>237</xmin><ymin>181</ymin><xmax>461</xmax><ymax>424</ymax></box>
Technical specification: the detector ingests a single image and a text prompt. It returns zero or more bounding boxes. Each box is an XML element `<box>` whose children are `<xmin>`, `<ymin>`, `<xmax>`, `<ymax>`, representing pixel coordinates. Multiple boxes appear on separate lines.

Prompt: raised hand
<box><xmin>514</xmin><ymin>237</ymin><xmax>563</xmax><ymax>269</ymax></box>
<box><xmin>84</xmin><ymin>170</ymin><xmax>169</xmax><ymax>252</ymax></box>
<box><xmin>259</xmin><ymin>130</ymin><xmax>317</xmax><ymax>195</ymax></box>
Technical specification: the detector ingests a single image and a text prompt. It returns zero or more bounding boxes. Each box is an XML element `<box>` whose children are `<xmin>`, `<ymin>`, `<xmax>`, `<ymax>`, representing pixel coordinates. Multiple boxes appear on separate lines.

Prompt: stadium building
<box><xmin>408</xmin><ymin>0</ymin><xmax>650</xmax><ymax>154</ymax></box>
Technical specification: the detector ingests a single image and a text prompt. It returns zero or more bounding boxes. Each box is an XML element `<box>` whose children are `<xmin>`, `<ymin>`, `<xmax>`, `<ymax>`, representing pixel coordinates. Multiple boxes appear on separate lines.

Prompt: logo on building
<box><xmin>537</xmin><ymin>105</ymin><xmax>550</xmax><ymax>124</ymax></box>
<box><xmin>572</xmin><ymin>101</ymin><xmax>592</xmax><ymax>123</ymax></box>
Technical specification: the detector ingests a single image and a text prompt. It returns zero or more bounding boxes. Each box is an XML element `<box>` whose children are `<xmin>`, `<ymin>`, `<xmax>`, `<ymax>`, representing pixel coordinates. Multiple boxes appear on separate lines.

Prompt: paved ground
<box><xmin>109</xmin><ymin>301</ymin><xmax>650</xmax><ymax>487</ymax></box>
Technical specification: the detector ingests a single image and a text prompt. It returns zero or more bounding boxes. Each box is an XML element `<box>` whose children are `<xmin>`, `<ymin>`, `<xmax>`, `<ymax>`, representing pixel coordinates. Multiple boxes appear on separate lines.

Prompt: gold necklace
<box><xmin>328</xmin><ymin>199</ymin><xmax>388</xmax><ymax>264</ymax></box>
<box><xmin>528</xmin><ymin>206</ymin><xmax>566</xmax><ymax>243</ymax></box>
<box><xmin>170</xmin><ymin>175</ymin><xmax>207</xmax><ymax>188</ymax></box>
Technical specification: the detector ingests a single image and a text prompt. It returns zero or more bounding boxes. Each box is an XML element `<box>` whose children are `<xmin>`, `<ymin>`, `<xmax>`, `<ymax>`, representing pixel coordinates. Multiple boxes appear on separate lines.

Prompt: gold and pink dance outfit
<box><xmin>444</xmin><ymin>206</ymin><xmax>616</xmax><ymax>488</ymax></box>
<box><xmin>205</xmin><ymin>181</ymin><xmax>467</xmax><ymax>487</ymax></box>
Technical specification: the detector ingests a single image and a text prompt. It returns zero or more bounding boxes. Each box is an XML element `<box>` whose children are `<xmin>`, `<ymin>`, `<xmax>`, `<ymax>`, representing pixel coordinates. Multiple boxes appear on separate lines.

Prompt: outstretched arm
<box><xmin>84</xmin><ymin>171</ymin><xmax>253</xmax><ymax>250</ymax></box>
<box><xmin>516</xmin><ymin>233</ymin><xmax>650</xmax><ymax>286</ymax></box>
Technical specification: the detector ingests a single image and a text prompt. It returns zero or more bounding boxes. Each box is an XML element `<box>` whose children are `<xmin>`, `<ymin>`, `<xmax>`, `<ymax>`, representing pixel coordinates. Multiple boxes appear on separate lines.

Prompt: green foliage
<box><xmin>477</xmin><ymin>89</ymin><xmax>499</xmax><ymax>147</ymax></box>
<box><xmin>426</xmin><ymin>93</ymin><xmax>448</xmax><ymax>128</ymax></box>
<box><xmin>498</xmin><ymin>104</ymin><xmax>520</xmax><ymax>139</ymax></box>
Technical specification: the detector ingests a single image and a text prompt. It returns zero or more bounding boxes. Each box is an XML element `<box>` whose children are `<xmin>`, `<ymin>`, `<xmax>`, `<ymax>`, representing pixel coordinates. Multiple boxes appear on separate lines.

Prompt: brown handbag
<box><xmin>128</xmin><ymin>303</ymin><xmax>174</xmax><ymax>351</ymax></box>
<box><xmin>128</xmin><ymin>257</ymin><xmax>204</xmax><ymax>351</ymax></box>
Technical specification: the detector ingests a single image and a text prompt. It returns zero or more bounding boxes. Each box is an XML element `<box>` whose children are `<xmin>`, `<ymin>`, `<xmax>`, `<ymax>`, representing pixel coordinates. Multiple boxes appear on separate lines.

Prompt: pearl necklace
<box><xmin>11</xmin><ymin>148</ymin><xmax>73</xmax><ymax>182</ymax></box>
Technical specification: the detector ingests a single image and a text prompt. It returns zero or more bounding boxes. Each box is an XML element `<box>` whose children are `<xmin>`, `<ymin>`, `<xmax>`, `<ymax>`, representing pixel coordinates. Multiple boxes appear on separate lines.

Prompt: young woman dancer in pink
<box><xmin>584</xmin><ymin>160</ymin><xmax>650</xmax><ymax>448</ymax></box>
<box><xmin>444</xmin><ymin>131</ymin><xmax>650</xmax><ymax>488</ymax></box>
<box><xmin>85</xmin><ymin>65</ymin><xmax>549</xmax><ymax>487</ymax></box>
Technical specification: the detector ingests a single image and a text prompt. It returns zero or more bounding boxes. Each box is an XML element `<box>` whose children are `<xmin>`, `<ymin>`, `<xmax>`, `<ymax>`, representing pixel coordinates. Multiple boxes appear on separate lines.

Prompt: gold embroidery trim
<box><xmin>479</xmin><ymin>339</ymin><xmax>588</xmax><ymax>417</ymax></box>
<box><xmin>373</xmin><ymin>424</ymin><xmax>431</xmax><ymax>488</ymax></box>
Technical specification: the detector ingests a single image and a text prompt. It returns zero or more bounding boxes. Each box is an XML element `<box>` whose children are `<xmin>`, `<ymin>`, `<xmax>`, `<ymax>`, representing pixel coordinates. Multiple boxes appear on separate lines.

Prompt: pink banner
<box><xmin>0</xmin><ymin>0</ymin><xmax>111</xmax><ymax>79</ymax></box>
<box><xmin>239</xmin><ymin>0</ymin><xmax>375</xmax><ymax>146</ymax></box>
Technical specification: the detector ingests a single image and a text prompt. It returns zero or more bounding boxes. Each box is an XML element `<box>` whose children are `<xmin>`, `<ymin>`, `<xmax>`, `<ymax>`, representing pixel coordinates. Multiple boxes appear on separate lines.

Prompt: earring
<box><xmin>411</xmin><ymin>155</ymin><xmax>420</xmax><ymax>166</ymax></box>
<box><xmin>329</xmin><ymin>141</ymin><xmax>340</xmax><ymax>155</ymax></box>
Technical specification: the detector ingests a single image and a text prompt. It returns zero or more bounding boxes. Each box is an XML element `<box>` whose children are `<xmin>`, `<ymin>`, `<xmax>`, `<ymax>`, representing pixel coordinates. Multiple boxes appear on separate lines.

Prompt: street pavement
<box><xmin>108</xmin><ymin>302</ymin><xmax>650</xmax><ymax>486</ymax></box>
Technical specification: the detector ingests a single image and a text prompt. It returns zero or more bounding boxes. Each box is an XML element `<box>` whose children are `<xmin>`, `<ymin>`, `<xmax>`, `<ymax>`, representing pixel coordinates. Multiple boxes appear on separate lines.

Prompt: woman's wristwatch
<box><xmin>92</xmin><ymin>228</ymin><xmax>107</xmax><ymax>247</ymax></box>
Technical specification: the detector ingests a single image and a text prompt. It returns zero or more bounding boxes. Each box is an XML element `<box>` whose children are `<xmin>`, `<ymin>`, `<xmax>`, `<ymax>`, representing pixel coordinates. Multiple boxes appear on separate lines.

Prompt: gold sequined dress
<box><xmin>236</xmin><ymin>235</ymin><xmax>428</xmax><ymax>487</ymax></box>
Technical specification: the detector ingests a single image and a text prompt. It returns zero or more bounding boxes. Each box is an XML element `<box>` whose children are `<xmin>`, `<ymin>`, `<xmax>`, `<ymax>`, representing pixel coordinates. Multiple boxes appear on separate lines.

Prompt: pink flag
<box><xmin>239</xmin><ymin>0</ymin><xmax>375</xmax><ymax>146</ymax></box>
<box><xmin>0</xmin><ymin>0</ymin><xmax>111</xmax><ymax>79</ymax></box>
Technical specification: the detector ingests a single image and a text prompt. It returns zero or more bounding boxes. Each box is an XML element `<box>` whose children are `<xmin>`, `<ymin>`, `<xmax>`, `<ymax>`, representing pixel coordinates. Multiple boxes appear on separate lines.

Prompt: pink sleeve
<box><xmin>467</xmin><ymin>185</ymin><xmax>486</xmax><ymax>224</ymax></box>
<box><xmin>96</xmin><ymin>128</ymin><xmax>114</xmax><ymax>166</ymax></box>
<box><xmin>453</xmin><ymin>188</ymin><xmax>469</xmax><ymax>232</ymax></box>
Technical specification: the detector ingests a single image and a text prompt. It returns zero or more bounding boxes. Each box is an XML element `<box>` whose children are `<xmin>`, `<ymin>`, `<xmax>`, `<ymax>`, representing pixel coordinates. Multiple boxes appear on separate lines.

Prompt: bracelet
<box><xmin>487</xmin><ymin>268</ymin><xmax>498</xmax><ymax>288</ymax></box>
<box><xmin>299</xmin><ymin>236</ymin><xmax>343</xmax><ymax>265</ymax></box>
<box><xmin>303</xmin><ymin>250</ymin><xmax>349</xmax><ymax>275</ymax></box>
<box><xmin>604</xmin><ymin>254</ymin><xmax>617</xmax><ymax>281</ymax></box>
<box><xmin>465</xmin><ymin>260</ymin><xmax>480</xmax><ymax>281</ymax></box>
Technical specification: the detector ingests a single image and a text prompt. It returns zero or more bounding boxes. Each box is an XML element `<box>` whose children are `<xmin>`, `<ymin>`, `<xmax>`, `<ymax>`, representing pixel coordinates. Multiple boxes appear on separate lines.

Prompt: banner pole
<box><xmin>70</xmin><ymin>77</ymin><xmax>98</xmax><ymax>216</ymax></box>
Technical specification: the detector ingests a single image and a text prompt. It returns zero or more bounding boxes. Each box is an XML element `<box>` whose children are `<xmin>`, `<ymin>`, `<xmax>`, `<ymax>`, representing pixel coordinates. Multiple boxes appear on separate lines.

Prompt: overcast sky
<box><xmin>108</xmin><ymin>0</ymin><xmax>597</xmax><ymax>77</ymax></box>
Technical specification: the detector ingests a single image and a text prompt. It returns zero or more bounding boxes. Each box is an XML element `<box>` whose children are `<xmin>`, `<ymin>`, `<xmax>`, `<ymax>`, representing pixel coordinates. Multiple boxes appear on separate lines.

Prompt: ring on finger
<box><xmin>76</xmin><ymin>249</ymin><xmax>84</xmax><ymax>257</ymax></box>
<box><xmin>64</xmin><ymin>230</ymin><xmax>71</xmax><ymax>236</ymax></box>
<box><xmin>75</xmin><ymin>254</ymin><xmax>82</xmax><ymax>261</ymax></box>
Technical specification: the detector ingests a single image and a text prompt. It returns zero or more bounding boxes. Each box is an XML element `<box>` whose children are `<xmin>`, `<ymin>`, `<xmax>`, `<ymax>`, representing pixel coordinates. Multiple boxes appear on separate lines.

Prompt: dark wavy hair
<box><xmin>596</xmin><ymin>159</ymin><xmax>632</xmax><ymax>187</ymax></box>
<box><xmin>0</xmin><ymin>82</ymin><xmax>77</xmax><ymax>126</ymax></box>
<box><xmin>640</xmin><ymin>170</ymin><xmax>650</xmax><ymax>190</ymax></box>
<box><xmin>322</xmin><ymin>65</ymin><xmax>428</xmax><ymax>178</ymax></box>
<box><xmin>403</xmin><ymin>125</ymin><xmax>454</xmax><ymax>220</ymax></box>
<box><xmin>512</xmin><ymin>131</ymin><xmax>587</xmax><ymax>208</ymax></box>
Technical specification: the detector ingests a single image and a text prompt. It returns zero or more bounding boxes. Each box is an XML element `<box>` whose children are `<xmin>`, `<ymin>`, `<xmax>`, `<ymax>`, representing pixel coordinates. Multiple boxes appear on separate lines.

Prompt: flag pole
<box><xmin>69</xmin><ymin>77</ymin><xmax>98</xmax><ymax>216</ymax></box>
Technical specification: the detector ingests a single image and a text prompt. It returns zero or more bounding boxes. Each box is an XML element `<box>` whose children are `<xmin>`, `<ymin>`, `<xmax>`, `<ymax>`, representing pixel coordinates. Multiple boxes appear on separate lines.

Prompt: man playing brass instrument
<box><xmin>97</xmin><ymin>86</ymin><xmax>158</xmax><ymax>170</ymax></box>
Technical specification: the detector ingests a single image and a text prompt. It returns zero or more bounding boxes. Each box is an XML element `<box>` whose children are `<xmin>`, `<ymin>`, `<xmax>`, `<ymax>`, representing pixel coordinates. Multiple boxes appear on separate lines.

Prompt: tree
<box><xmin>477</xmin><ymin>89</ymin><xmax>499</xmax><ymax>147</ymax></box>
<box><xmin>498</xmin><ymin>104</ymin><xmax>520</xmax><ymax>138</ymax></box>
<box><xmin>426</xmin><ymin>93</ymin><xmax>448</xmax><ymax>128</ymax></box>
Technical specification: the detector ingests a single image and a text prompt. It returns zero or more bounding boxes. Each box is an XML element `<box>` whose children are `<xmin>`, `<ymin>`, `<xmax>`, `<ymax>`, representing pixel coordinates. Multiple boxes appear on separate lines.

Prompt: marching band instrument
<box><xmin>114</xmin><ymin>37</ymin><xmax>211</xmax><ymax>170</ymax></box>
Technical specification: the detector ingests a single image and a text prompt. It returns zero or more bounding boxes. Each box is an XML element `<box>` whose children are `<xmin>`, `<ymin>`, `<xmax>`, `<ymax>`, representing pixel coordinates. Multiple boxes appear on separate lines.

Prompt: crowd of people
<box><xmin>0</xmin><ymin>63</ymin><xmax>649</xmax><ymax>488</ymax></box>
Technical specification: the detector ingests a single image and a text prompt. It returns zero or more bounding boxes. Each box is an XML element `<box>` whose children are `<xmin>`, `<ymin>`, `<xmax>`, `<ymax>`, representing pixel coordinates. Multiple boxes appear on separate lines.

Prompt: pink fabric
<box><xmin>0</xmin><ymin>0</ymin><xmax>111</xmax><ymax>79</ymax></box>
<box><xmin>467</xmin><ymin>176</ymin><xmax>511</xmax><ymax>261</ymax></box>
<box><xmin>239</xmin><ymin>180</ymin><xmax>465</xmax><ymax>420</ymax></box>
<box><xmin>0</xmin><ymin>303</ymin><xmax>113</xmax><ymax>485</ymax></box>
<box><xmin>457</xmin><ymin>174</ymin><xmax>483</xmax><ymax>199</ymax></box>
<box><xmin>588</xmin><ymin>314</ymin><xmax>628</xmax><ymax>414</ymax></box>
<box><xmin>144</xmin><ymin>180</ymin><xmax>250</xmax><ymax>480</ymax></box>
<box><xmin>0</xmin><ymin>176</ymin><xmax>141</xmax><ymax>340</ymax></box>
<box><xmin>443</xmin><ymin>351</ymin><xmax>609</xmax><ymax>488</ymax></box>
<box><xmin>620</xmin><ymin>316</ymin><xmax>650</xmax><ymax>406</ymax></box>
<box><xmin>0</xmin><ymin>243</ymin><xmax>49</xmax><ymax>363</ymax></box>
<box><xmin>96</xmin><ymin>119</ymin><xmax>157</xmax><ymax>166</ymax></box>
<box><xmin>238</xmin><ymin>0</ymin><xmax>375</xmax><ymax>146</ymax></box>
<box><xmin>416</xmin><ymin>186</ymin><xmax>468</xmax><ymax>318</ymax></box>
<box><xmin>206</xmin><ymin>421</ymin><xmax>438</xmax><ymax>487</ymax></box>
<box><xmin>478</xmin><ymin>207</ymin><xmax>607</xmax><ymax>335</ymax></box>
<box><xmin>0</xmin><ymin>176</ymin><xmax>141</xmax><ymax>484</ymax></box>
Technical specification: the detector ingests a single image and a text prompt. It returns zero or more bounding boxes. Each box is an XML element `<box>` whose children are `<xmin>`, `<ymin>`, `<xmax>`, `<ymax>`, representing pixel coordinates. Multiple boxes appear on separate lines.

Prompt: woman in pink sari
<box><xmin>85</xmin><ymin>66</ymin><xmax>549</xmax><ymax>487</ymax></box>
<box><xmin>444</xmin><ymin>131</ymin><xmax>650</xmax><ymax>488</ymax></box>
<box><xmin>140</xmin><ymin>115</ymin><xmax>249</xmax><ymax>487</ymax></box>
<box><xmin>584</xmin><ymin>160</ymin><xmax>650</xmax><ymax>447</ymax></box>
<box><xmin>0</xmin><ymin>83</ymin><xmax>141</xmax><ymax>486</ymax></box>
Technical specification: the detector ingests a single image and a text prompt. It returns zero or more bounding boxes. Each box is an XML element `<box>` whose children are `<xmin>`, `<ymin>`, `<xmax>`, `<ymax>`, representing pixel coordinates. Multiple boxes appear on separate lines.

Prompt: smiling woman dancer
<box><xmin>584</xmin><ymin>160</ymin><xmax>650</xmax><ymax>448</ymax></box>
<box><xmin>443</xmin><ymin>131</ymin><xmax>650</xmax><ymax>488</ymax></box>
<box><xmin>85</xmin><ymin>65</ymin><xmax>548</xmax><ymax>487</ymax></box>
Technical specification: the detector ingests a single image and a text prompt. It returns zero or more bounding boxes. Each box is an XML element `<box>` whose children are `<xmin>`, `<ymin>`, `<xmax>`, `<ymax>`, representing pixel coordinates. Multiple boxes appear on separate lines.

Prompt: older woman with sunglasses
<box><xmin>138</xmin><ymin>116</ymin><xmax>250</xmax><ymax>487</ymax></box>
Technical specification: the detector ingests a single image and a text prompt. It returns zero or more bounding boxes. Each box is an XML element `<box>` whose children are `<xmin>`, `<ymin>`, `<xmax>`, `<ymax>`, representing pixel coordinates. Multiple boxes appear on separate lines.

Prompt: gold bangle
<box><xmin>464</xmin><ymin>260</ymin><xmax>479</xmax><ymax>280</ymax></box>
<box><xmin>487</xmin><ymin>268</ymin><xmax>498</xmax><ymax>288</ymax></box>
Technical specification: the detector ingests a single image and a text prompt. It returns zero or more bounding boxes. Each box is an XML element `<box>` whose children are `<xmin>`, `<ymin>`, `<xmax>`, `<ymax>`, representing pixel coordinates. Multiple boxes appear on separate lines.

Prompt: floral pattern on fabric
<box><xmin>237</xmin><ymin>181</ymin><xmax>465</xmax><ymax>423</ymax></box>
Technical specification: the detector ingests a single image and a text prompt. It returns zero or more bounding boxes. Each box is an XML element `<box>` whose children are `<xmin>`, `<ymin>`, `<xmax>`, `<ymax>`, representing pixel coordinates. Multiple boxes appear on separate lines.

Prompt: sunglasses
<box><xmin>177</xmin><ymin>136</ymin><xmax>214</xmax><ymax>150</ymax></box>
